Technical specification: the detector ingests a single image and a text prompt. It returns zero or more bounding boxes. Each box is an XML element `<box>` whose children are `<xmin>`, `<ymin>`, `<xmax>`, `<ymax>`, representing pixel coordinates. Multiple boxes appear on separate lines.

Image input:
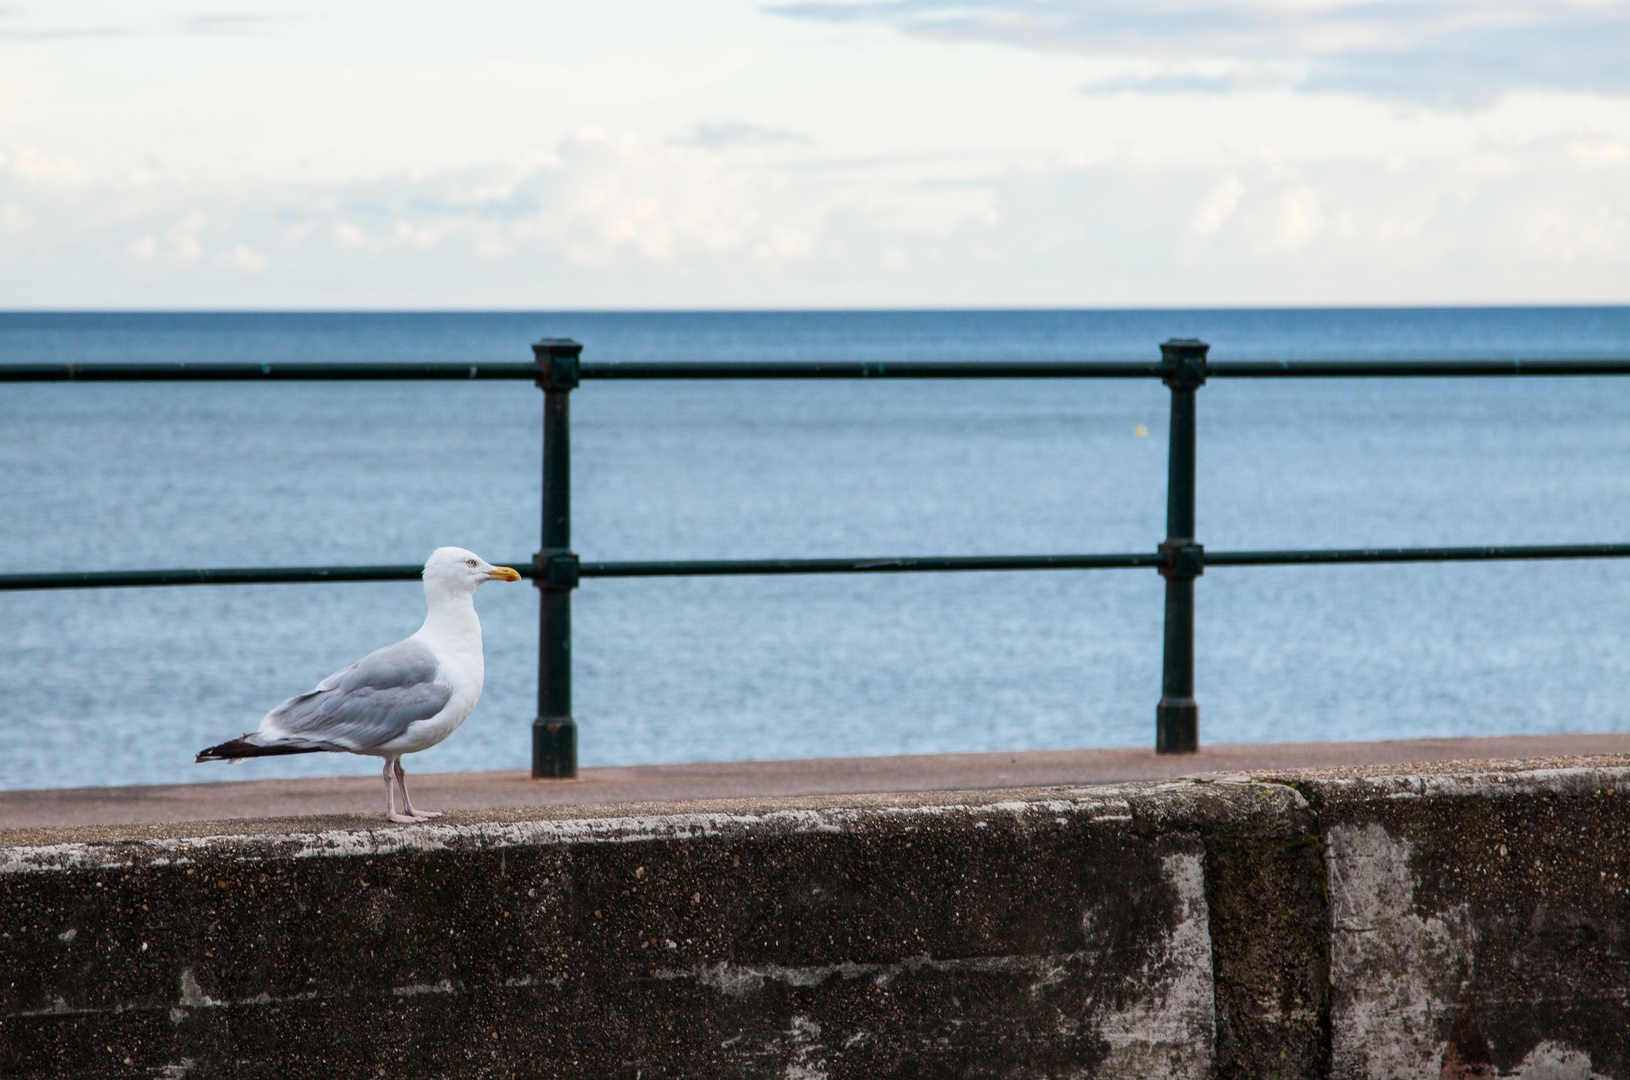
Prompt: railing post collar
<box><xmin>1159</xmin><ymin>540</ymin><xmax>1205</xmax><ymax>581</ymax></box>
<box><xmin>534</xmin><ymin>550</ymin><xmax>580</xmax><ymax>592</ymax></box>
<box><xmin>1160</xmin><ymin>338</ymin><xmax>1209</xmax><ymax>390</ymax></box>
<box><xmin>533</xmin><ymin>338</ymin><xmax>582</xmax><ymax>391</ymax></box>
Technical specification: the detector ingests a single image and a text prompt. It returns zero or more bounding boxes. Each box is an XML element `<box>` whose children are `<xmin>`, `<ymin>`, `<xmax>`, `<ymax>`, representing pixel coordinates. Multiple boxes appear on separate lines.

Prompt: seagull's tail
<box><xmin>195</xmin><ymin>735</ymin><xmax>327</xmax><ymax>763</ymax></box>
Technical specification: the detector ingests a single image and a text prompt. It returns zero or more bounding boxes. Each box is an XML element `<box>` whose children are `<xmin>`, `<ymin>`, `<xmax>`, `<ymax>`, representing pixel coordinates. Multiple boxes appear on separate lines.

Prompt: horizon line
<box><xmin>4</xmin><ymin>302</ymin><xmax>1630</xmax><ymax>316</ymax></box>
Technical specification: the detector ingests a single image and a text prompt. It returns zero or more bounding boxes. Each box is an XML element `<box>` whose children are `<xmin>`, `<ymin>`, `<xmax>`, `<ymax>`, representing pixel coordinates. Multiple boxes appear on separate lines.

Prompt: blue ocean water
<box><xmin>3</xmin><ymin>309</ymin><xmax>1630</xmax><ymax>791</ymax></box>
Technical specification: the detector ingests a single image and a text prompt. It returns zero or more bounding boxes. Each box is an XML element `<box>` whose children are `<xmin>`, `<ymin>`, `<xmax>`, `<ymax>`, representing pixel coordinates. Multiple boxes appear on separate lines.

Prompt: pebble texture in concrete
<box><xmin>1</xmin><ymin>759</ymin><xmax>1625</xmax><ymax>1079</ymax></box>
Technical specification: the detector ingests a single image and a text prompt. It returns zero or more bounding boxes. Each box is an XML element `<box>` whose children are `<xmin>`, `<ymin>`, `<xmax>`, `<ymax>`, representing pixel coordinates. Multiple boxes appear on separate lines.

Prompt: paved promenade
<box><xmin>5</xmin><ymin>731</ymin><xmax>1630</xmax><ymax>829</ymax></box>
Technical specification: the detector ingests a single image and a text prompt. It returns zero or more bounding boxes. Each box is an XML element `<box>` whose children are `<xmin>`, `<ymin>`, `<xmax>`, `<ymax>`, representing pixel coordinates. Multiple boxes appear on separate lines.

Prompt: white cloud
<box><xmin>332</xmin><ymin>223</ymin><xmax>371</xmax><ymax>251</ymax></box>
<box><xmin>166</xmin><ymin>212</ymin><xmax>205</xmax><ymax>263</ymax></box>
<box><xmin>1</xmin><ymin>124</ymin><xmax>1626</xmax><ymax>307</ymax></box>
<box><xmin>508</xmin><ymin>130</ymin><xmax>819</xmax><ymax>267</ymax></box>
<box><xmin>1524</xmin><ymin>206</ymin><xmax>1625</xmax><ymax>262</ymax></box>
<box><xmin>765</xmin><ymin>226</ymin><xmax>814</xmax><ymax>260</ymax></box>
<box><xmin>223</xmin><ymin>244</ymin><xmax>267</xmax><ymax>273</ymax></box>
<box><xmin>393</xmin><ymin>221</ymin><xmax>442</xmax><ymax>249</ymax></box>
<box><xmin>1568</xmin><ymin>139</ymin><xmax>1630</xmax><ymax>165</ymax></box>
<box><xmin>1191</xmin><ymin>174</ymin><xmax>1244</xmax><ymax>234</ymax></box>
<box><xmin>1275</xmin><ymin>188</ymin><xmax>1325</xmax><ymax>248</ymax></box>
<box><xmin>7</xmin><ymin>148</ymin><xmax>89</xmax><ymax>187</ymax></box>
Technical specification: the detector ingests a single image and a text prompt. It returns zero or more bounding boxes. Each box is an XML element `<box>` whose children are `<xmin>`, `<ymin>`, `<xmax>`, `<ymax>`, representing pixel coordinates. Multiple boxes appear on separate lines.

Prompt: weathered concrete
<box><xmin>2</xmin><ymin>759</ymin><xmax>1627</xmax><ymax>1079</ymax></box>
<box><xmin>1</xmin><ymin>784</ymin><xmax>1320</xmax><ymax>1079</ymax></box>
<box><xmin>1293</xmin><ymin>764</ymin><xmax>1630</xmax><ymax>1080</ymax></box>
<box><xmin>7</xmin><ymin>731</ymin><xmax>1630</xmax><ymax>828</ymax></box>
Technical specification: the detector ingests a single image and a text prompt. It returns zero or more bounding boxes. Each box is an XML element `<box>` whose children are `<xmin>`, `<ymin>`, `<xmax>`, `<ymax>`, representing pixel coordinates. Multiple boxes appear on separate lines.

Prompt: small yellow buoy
<box><xmin>1134</xmin><ymin>425</ymin><xmax>1148</xmax><ymax>438</ymax></box>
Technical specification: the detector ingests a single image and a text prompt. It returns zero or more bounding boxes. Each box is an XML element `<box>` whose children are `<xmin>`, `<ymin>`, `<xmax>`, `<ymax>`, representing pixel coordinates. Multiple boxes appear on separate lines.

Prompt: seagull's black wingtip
<box><xmin>196</xmin><ymin>738</ymin><xmax>326</xmax><ymax>762</ymax></box>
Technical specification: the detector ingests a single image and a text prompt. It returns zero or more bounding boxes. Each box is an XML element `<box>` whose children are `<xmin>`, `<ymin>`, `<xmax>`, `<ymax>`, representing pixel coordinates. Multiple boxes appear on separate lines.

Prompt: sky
<box><xmin>1</xmin><ymin>0</ymin><xmax>1629</xmax><ymax>308</ymax></box>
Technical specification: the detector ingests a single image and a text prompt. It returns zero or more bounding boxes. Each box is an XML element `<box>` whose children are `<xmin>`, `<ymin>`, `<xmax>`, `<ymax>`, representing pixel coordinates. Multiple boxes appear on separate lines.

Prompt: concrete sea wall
<box><xmin>1</xmin><ymin>761</ymin><xmax>1626</xmax><ymax>1079</ymax></box>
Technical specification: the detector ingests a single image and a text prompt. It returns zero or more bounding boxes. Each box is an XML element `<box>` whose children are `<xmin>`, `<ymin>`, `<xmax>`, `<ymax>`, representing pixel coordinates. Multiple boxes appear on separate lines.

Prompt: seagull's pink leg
<box><xmin>385</xmin><ymin>757</ymin><xmax>418</xmax><ymax>823</ymax></box>
<box><xmin>396</xmin><ymin>760</ymin><xmax>442</xmax><ymax>821</ymax></box>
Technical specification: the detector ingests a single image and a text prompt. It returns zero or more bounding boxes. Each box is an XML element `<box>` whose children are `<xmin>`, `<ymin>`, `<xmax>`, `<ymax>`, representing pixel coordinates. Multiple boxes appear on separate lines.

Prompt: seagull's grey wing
<box><xmin>255</xmin><ymin>640</ymin><xmax>452</xmax><ymax>752</ymax></box>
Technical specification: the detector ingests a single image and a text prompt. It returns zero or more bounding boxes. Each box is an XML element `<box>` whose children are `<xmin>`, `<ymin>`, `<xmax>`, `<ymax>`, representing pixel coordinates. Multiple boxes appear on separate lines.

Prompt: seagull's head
<box><xmin>423</xmin><ymin>546</ymin><xmax>522</xmax><ymax>598</ymax></box>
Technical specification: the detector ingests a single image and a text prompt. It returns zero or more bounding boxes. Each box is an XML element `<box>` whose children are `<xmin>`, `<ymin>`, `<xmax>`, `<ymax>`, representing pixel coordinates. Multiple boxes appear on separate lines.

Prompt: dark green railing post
<box><xmin>533</xmin><ymin>339</ymin><xmax>582</xmax><ymax>778</ymax></box>
<box><xmin>1156</xmin><ymin>338</ymin><xmax>1208</xmax><ymax>754</ymax></box>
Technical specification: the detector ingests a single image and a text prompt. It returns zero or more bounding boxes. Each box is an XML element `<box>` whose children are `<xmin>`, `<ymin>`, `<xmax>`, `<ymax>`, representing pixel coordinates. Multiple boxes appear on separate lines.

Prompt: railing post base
<box><xmin>532</xmin><ymin>718</ymin><xmax>578</xmax><ymax>779</ymax></box>
<box><xmin>1155</xmin><ymin>701</ymin><xmax>1198</xmax><ymax>754</ymax></box>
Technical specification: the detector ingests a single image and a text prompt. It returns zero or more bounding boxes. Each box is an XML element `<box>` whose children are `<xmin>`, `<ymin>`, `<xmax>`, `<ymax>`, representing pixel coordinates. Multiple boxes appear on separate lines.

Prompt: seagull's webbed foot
<box><xmin>381</xmin><ymin>758</ymin><xmax>428</xmax><ymax>824</ymax></box>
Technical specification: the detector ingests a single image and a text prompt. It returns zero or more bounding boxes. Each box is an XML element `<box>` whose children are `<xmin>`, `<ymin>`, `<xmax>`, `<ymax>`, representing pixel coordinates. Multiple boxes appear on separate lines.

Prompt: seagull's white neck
<box><xmin>414</xmin><ymin>582</ymin><xmax>484</xmax><ymax>664</ymax></box>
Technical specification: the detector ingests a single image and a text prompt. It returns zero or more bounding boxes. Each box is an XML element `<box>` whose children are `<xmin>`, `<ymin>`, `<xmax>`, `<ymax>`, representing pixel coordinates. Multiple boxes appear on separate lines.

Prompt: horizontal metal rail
<box><xmin>580</xmin><ymin>553</ymin><xmax>1163</xmax><ymax>576</ymax></box>
<box><xmin>0</xmin><ymin>362</ymin><xmax>542</xmax><ymax>382</ymax></box>
<box><xmin>7</xmin><ymin>358</ymin><xmax>1630</xmax><ymax>383</ymax></box>
<box><xmin>594</xmin><ymin>543</ymin><xmax>1630</xmax><ymax>574</ymax></box>
<box><xmin>1207</xmin><ymin>359</ymin><xmax>1630</xmax><ymax>378</ymax></box>
<box><xmin>0</xmin><ymin>564</ymin><xmax>440</xmax><ymax>590</ymax></box>
<box><xmin>1206</xmin><ymin>543</ymin><xmax>1630</xmax><ymax>566</ymax></box>
<box><xmin>587</xmin><ymin>358</ymin><xmax>1630</xmax><ymax>380</ymax></box>
<box><xmin>579</xmin><ymin>360</ymin><xmax>1168</xmax><ymax>379</ymax></box>
<box><xmin>6</xmin><ymin>543</ymin><xmax>1630</xmax><ymax>591</ymax></box>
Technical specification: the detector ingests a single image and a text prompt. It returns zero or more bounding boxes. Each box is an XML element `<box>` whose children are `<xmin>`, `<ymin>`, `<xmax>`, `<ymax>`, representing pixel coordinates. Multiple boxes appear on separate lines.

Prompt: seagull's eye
<box><xmin>466</xmin><ymin>559</ymin><xmax>478</xmax><ymax>568</ymax></box>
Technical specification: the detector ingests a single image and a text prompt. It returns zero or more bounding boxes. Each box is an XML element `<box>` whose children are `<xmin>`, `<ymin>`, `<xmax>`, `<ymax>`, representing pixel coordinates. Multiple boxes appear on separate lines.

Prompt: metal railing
<box><xmin>6</xmin><ymin>339</ymin><xmax>1630</xmax><ymax>777</ymax></box>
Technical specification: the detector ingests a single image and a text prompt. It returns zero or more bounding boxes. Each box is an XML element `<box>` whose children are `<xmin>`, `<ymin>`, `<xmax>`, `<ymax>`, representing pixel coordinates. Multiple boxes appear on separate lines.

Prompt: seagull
<box><xmin>197</xmin><ymin>547</ymin><xmax>521</xmax><ymax>822</ymax></box>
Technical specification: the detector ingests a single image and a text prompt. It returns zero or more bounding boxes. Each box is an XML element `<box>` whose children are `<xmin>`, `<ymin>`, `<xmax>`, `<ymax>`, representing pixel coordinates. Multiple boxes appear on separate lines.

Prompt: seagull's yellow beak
<box><xmin>487</xmin><ymin>566</ymin><xmax>522</xmax><ymax>582</ymax></box>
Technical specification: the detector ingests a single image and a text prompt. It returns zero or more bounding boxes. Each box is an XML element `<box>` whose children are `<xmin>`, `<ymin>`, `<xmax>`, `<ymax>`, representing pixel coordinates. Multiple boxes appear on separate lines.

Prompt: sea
<box><xmin>3</xmin><ymin>308</ymin><xmax>1630</xmax><ymax>791</ymax></box>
